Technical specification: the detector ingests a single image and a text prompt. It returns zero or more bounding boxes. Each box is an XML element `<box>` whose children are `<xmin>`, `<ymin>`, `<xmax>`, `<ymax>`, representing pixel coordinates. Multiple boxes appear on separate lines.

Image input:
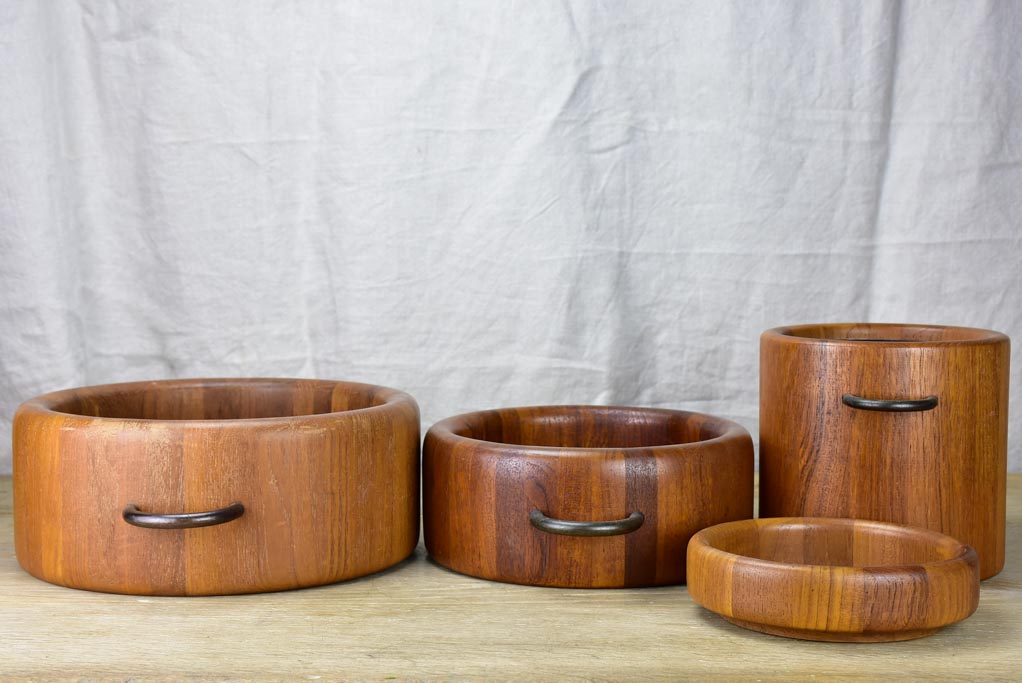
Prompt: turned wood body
<box><xmin>760</xmin><ymin>323</ymin><xmax>1009</xmax><ymax>579</ymax></box>
<box><xmin>14</xmin><ymin>378</ymin><xmax>420</xmax><ymax>595</ymax></box>
<box><xmin>423</xmin><ymin>405</ymin><xmax>754</xmax><ymax>588</ymax></box>
<box><xmin>687</xmin><ymin>518</ymin><xmax>979</xmax><ymax>642</ymax></box>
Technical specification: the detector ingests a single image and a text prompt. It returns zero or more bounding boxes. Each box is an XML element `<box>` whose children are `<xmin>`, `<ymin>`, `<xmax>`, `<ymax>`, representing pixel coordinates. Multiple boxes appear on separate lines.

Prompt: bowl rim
<box><xmin>16</xmin><ymin>377</ymin><xmax>416</xmax><ymax>427</ymax></box>
<box><xmin>690</xmin><ymin>516</ymin><xmax>975</xmax><ymax>576</ymax></box>
<box><xmin>763</xmin><ymin>322</ymin><xmax>1008</xmax><ymax>347</ymax></box>
<box><xmin>426</xmin><ymin>403</ymin><xmax>750</xmax><ymax>455</ymax></box>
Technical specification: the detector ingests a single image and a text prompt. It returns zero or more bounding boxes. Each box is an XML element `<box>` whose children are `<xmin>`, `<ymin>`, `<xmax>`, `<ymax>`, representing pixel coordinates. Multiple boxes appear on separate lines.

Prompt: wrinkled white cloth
<box><xmin>1</xmin><ymin>1</ymin><xmax>1020</xmax><ymax>473</ymax></box>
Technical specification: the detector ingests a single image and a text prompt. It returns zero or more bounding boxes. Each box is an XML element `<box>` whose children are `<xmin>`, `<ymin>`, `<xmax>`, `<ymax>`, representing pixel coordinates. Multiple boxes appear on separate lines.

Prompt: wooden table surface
<box><xmin>1</xmin><ymin>475</ymin><xmax>1020</xmax><ymax>682</ymax></box>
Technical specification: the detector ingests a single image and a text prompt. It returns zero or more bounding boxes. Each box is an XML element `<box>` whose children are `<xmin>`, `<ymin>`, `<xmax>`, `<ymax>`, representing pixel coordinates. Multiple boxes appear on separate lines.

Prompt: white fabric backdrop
<box><xmin>1</xmin><ymin>1</ymin><xmax>1020</xmax><ymax>474</ymax></box>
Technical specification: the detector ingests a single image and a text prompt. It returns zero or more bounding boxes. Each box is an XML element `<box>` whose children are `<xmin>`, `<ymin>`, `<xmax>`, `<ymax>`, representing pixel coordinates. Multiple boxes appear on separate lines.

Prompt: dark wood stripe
<box><xmin>495</xmin><ymin>452</ymin><xmax>550</xmax><ymax>583</ymax></box>
<box><xmin>624</xmin><ymin>449</ymin><xmax>659</xmax><ymax>587</ymax></box>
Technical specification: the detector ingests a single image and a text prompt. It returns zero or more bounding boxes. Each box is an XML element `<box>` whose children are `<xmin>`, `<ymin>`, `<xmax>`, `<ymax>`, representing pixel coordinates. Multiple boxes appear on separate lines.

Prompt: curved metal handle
<box><xmin>842</xmin><ymin>394</ymin><xmax>938</xmax><ymax>412</ymax></box>
<box><xmin>122</xmin><ymin>502</ymin><xmax>245</xmax><ymax>529</ymax></box>
<box><xmin>529</xmin><ymin>509</ymin><xmax>645</xmax><ymax>537</ymax></box>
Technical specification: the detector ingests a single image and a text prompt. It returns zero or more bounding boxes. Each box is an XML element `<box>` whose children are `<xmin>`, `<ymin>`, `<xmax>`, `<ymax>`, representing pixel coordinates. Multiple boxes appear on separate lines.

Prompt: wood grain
<box><xmin>687</xmin><ymin>517</ymin><xmax>980</xmax><ymax>642</ymax></box>
<box><xmin>13</xmin><ymin>378</ymin><xmax>420</xmax><ymax>595</ymax></box>
<box><xmin>423</xmin><ymin>405</ymin><xmax>754</xmax><ymax>588</ymax></box>
<box><xmin>2</xmin><ymin>475</ymin><xmax>1022</xmax><ymax>681</ymax></box>
<box><xmin>759</xmin><ymin>323</ymin><xmax>1010</xmax><ymax>579</ymax></box>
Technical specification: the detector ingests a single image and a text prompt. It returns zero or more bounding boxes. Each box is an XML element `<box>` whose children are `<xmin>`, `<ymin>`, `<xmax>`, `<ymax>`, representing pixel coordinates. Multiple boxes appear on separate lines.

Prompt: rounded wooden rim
<box><xmin>688</xmin><ymin>517</ymin><xmax>979</xmax><ymax>633</ymax></box>
<box><xmin>428</xmin><ymin>404</ymin><xmax>749</xmax><ymax>455</ymax></box>
<box><xmin>763</xmin><ymin>322</ymin><xmax>1007</xmax><ymax>346</ymax></box>
<box><xmin>18</xmin><ymin>377</ymin><xmax>415</xmax><ymax>427</ymax></box>
<box><xmin>692</xmin><ymin>517</ymin><xmax>973</xmax><ymax>574</ymax></box>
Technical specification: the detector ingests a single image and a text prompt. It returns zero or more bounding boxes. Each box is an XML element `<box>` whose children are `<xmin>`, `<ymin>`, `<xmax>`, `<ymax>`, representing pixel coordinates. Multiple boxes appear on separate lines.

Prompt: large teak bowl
<box><xmin>687</xmin><ymin>517</ymin><xmax>980</xmax><ymax>642</ymax></box>
<box><xmin>13</xmin><ymin>378</ymin><xmax>420</xmax><ymax>595</ymax></box>
<box><xmin>423</xmin><ymin>405</ymin><xmax>754</xmax><ymax>588</ymax></box>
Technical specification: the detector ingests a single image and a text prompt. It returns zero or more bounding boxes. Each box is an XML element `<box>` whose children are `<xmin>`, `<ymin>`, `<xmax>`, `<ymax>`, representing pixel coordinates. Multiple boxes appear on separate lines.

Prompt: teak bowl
<box><xmin>687</xmin><ymin>517</ymin><xmax>980</xmax><ymax>642</ymax></box>
<box><xmin>14</xmin><ymin>378</ymin><xmax>420</xmax><ymax>595</ymax></box>
<box><xmin>760</xmin><ymin>322</ymin><xmax>1010</xmax><ymax>578</ymax></box>
<box><xmin>423</xmin><ymin>405</ymin><xmax>754</xmax><ymax>588</ymax></box>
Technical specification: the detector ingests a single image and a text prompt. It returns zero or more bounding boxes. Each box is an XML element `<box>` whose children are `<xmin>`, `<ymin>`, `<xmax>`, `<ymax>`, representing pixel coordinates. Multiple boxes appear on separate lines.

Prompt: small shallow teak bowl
<box><xmin>423</xmin><ymin>405</ymin><xmax>754</xmax><ymax>588</ymax></box>
<box><xmin>687</xmin><ymin>517</ymin><xmax>980</xmax><ymax>642</ymax></box>
<box><xmin>13</xmin><ymin>378</ymin><xmax>420</xmax><ymax>596</ymax></box>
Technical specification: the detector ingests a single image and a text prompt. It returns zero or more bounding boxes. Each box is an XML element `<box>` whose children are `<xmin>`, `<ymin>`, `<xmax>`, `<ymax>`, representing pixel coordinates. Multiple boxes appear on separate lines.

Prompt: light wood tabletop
<box><xmin>1</xmin><ymin>475</ymin><xmax>1020</xmax><ymax>682</ymax></box>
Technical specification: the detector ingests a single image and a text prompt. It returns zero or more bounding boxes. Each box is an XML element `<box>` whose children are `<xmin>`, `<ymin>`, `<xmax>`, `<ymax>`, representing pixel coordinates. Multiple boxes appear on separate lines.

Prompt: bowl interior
<box><xmin>450</xmin><ymin>406</ymin><xmax>723</xmax><ymax>449</ymax></box>
<box><xmin>44</xmin><ymin>380</ymin><xmax>386</xmax><ymax>420</ymax></box>
<box><xmin>707</xmin><ymin>520</ymin><xmax>964</xmax><ymax>568</ymax></box>
<box><xmin>777</xmin><ymin>323</ymin><xmax>996</xmax><ymax>343</ymax></box>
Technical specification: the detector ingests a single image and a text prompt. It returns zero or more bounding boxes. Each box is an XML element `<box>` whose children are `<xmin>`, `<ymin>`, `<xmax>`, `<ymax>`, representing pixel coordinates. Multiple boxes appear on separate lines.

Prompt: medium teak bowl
<box><xmin>424</xmin><ymin>405</ymin><xmax>754</xmax><ymax>588</ymax></box>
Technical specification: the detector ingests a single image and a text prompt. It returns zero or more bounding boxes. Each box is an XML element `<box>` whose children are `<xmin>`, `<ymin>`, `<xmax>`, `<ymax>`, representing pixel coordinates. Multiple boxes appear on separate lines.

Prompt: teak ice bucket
<box><xmin>759</xmin><ymin>323</ymin><xmax>1010</xmax><ymax>579</ymax></box>
<box><xmin>13</xmin><ymin>378</ymin><xmax>420</xmax><ymax>595</ymax></box>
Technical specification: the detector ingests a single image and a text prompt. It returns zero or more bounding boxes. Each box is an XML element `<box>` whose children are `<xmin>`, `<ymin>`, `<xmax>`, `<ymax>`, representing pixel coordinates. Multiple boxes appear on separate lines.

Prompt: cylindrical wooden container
<box><xmin>14</xmin><ymin>378</ymin><xmax>420</xmax><ymax>595</ymax></box>
<box><xmin>423</xmin><ymin>405</ymin><xmax>754</xmax><ymax>588</ymax></box>
<box><xmin>760</xmin><ymin>323</ymin><xmax>1010</xmax><ymax>579</ymax></box>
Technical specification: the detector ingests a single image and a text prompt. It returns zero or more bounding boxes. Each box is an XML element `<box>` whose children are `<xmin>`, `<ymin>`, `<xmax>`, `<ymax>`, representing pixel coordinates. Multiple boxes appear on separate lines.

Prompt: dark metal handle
<box><xmin>529</xmin><ymin>509</ymin><xmax>644</xmax><ymax>537</ymax></box>
<box><xmin>123</xmin><ymin>502</ymin><xmax>245</xmax><ymax>529</ymax></box>
<box><xmin>842</xmin><ymin>394</ymin><xmax>938</xmax><ymax>412</ymax></box>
